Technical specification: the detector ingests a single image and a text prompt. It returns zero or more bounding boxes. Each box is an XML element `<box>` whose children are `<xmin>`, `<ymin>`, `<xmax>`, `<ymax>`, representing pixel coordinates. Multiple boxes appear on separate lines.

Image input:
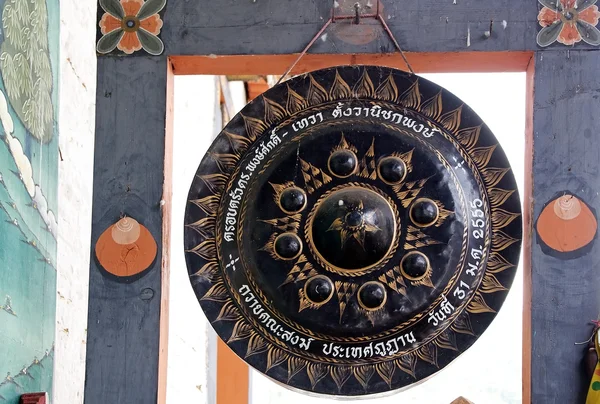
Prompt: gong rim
<box><xmin>184</xmin><ymin>65</ymin><xmax>522</xmax><ymax>397</ymax></box>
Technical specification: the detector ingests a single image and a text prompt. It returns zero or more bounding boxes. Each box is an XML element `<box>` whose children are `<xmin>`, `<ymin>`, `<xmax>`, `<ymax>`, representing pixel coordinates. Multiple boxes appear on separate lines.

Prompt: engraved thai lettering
<box><xmin>322</xmin><ymin>342</ymin><xmax>333</xmax><ymax>355</ymax></box>
<box><xmin>246</xmin><ymin>160</ymin><xmax>257</xmax><ymax>172</ymax></box>
<box><xmin>259</xmin><ymin>312</ymin><xmax>270</xmax><ymax>323</ymax></box>
<box><xmin>402</xmin><ymin>117</ymin><xmax>416</xmax><ymax>129</ymax></box>
<box><xmin>422</xmin><ymin>126</ymin><xmax>441</xmax><ymax>138</ymax></box>
<box><xmin>470</xmin><ymin>198</ymin><xmax>483</xmax><ymax>209</ymax></box>
<box><xmin>354</xmin><ymin>107</ymin><xmax>362</xmax><ymax>116</ymax></box>
<box><xmin>239</xmin><ymin>284</ymin><xmax>251</xmax><ymax>295</ymax></box>
<box><xmin>224</xmin><ymin>233</ymin><xmax>234</xmax><ymax>242</ymax></box>
<box><xmin>413</xmin><ymin>123</ymin><xmax>425</xmax><ymax>133</ymax></box>
<box><xmin>228</xmin><ymin>198</ymin><xmax>240</xmax><ymax>210</ymax></box>
<box><xmin>244</xmin><ymin>292</ymin><xmax>255</xmax><ymax>303</ymax></box>
<box><xmin>260</xmin><ymin>141</ymin><xmax>271</xmax><ymax>157</ymax></box>
<box><xmin>363</xmin><ymin>108</ymin><xmax>370</xmax><ymax>116</ymax></box>
<box><xmin>466</xmin><ymin>262</ymin><xmax>478</xmax><ymax>276</ymax></box>
<box><xmin>471</xmin><ymin>218</ymin><xmax>484</xmax><ymax>228</ymax></box>
<box><xmin>434</xmin><ymin>311</ymin><xmax>447</xmax><ymax>323</ymax></box>
<box><xmin>370</xmin><ymin>105</ymin><xmax>382</xmax><ymax>118</ymax></box>
<box><xmin>391</xmin><ymin>113</ymin><xmax>403</xmax><ymax>124</ymax></box>
<box><xmin>428</xmin><ymin>311</ymin><xmax>438</xmax><ymax>326</ymax></box>
<box><xmin>281</xmin><ymin>330</ymin><xmax>295</xmax><ymax>341</ymax></box>
<box><xmin>397</xmin><ymin>334</ymin><xmax>406</xmax><ymax>346</ymax></box>
<box><xmin>441</xmin><ymin>294</ymin><xmax>455</xmax><ymax>314</ymax></box>
<box><xmin>308</xmin><ymin>115</ymin><xmax>317</xmax><ymax>125</ymax></box>
<box><xmin>269</xmin><ymin>129</ymin><xmax>282</xmax><ymax>145</ymax></box>
<box><xmin>371</xmin><ymin>105</ymin><xmax>381</xmax><ymax>118</ymax></box>
<box><xmin>363</xmin><ymin>342</ymin><xmax>374</xmax><ymax>357</ymax></box>
<box><xmin>252</xmin><ymin>304</ymin><xmax>264</xmax><ymax>316</ymax></box>
<box><xmin>266</xmin><ymin>318</ymin><xmax>277</xmax><ymax>329</ymax></box>
<box><xmin>333</xmin><ymin>345</ymin><xmax>341</xmax><ymax>357</ymax></box>
<box><xmin>382</xmin><ymin>110</ymin><xmax>392</xmax><ymax>120</ymax></box>
<box><xmin>374</xmin><ymin>342</ymin><xmax>386</xmax><ymax>356</ymax></box>
<box><xmin>316</xmin><ymin>112</ymin><xmax>323</xmax><ymax>122</ymax></box>
<box><xmin>405</xmin><ymin>332</ymin><xmax>416</xmax><ymax>344</ymax></box>
<box><xmin>454</xmin><ymin>281</ymin><xmax>471</xmax><ymax>300</ymax></box>
<box><xmin>351</xmin><ymin>347</ymin><xmax>363</xmax><ymax>358</ymax></box>
<box><xmin>229</xmin><ymin>189</ymin><xmax>243</xmax><ymax>200</ymax></box>
<box><xmin>248</xmin><ymin>299</ymin><xmax>258</xmax><ymax>308</ymax></box>
<box><xmin>225</xmin><ymin>216</ymin><xmax>236</xmax><ymax>226</ymax></box>
<box><xmin>333</xmin><ymin>102</ymin><xmax>344</xmax><ymax>118</ymax></box>
<box><xmin>386</xmin><ymin>338</ymin><xmax>399</xmax><ymax>355</ymax></box>
<box><xmin>471</xmin><ymin>245</ymin><xmax>484</xmax><ymax>260</ymax></box>
<box><xmin>291</xmin><ymin>335</ymin><xmax>300</xmax><ymax>345</ymax></box>
<box><xmin>293</xmin><ymin>119</ymin><xmax>308</xmax><ymax>131</ymax></box>
<box><xmin>343</xmin><ymin>107</ymin><xmax>353</xmax><ymax>117</ymax></box>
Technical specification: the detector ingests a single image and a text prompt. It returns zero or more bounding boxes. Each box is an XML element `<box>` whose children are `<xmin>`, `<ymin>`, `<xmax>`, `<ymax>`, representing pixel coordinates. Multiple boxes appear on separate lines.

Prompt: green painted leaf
<box><xmin>97</xmin><ymin>29</ymin><xmax>124</xmax><ymax>54</ymax></box>
<box><xmin>538</xmin><ymin>0</ymin><xmax>561</xmax><ymax>9</ymax></box>
<box><xmin>137</xmin><ymin>29</ymin><xmax>164</xmax><ymax>55</ymax></box>
<box><xmin>137</xmin><ymin>0</ymin><xmax>167</xmax><ymax>20</ymax></box>
<box><xmin>577</xmin><ymin>20</ymin><xmax>600</xmax><ymax>46</ymax></box>
<box><xmin>592</xmin><ymin>381</ymin><xmax>600</xmax><ymax>391</ymax></box>
<box><xmin>536</xmin><ymin>21</ymin><xmax>563</xmax><ymax>47</ymax></box>
<box><xmin>578</xmin><ymin>0</ymin><xmax>598</xmax><ymax>11</ymax></box>
<box><xmin>99</xmin><ymin>0</ymin><xmax>124</xmax><ymax>18</ymax></box>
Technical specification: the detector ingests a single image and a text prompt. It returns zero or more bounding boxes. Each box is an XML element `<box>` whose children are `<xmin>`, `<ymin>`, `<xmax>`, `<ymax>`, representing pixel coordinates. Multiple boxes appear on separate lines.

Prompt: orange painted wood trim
<box><xmin>157</xmin><ymin>59</ymin><xmax>175</xmax><ymax>404</ymax></box>
<box><xmin>217</xmin><ymin>339</ymin><xmax>249</xmax><ymax>404</ymax></box>
<box><xmin>170</xmin><ymin>52</ymin><xmax>533</xmax><ymax>76</ymax></box>
<box><xmin>522</xmin><ymin>53</ymin><xmax>535</xmax><ymax>404</ymax></box>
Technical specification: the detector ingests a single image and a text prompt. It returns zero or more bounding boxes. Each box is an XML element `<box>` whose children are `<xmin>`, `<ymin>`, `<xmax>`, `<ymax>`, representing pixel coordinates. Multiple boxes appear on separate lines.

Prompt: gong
<box><xmin>184</xmin><ymin>66</ymin><xmax>522</xmax><ymax>396</ymax></box>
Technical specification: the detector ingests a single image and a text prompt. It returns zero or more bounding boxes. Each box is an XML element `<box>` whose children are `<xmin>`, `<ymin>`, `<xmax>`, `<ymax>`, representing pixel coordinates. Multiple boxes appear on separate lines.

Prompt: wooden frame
<box><xmin>87</xmin><ymin>2</ymin><xmax>600</xmax><ymax>402</ymax></box>
<box><xmin>163</xmin><ymin>51</ymin><xmax>534</xmax><ymax>404</ymax></box>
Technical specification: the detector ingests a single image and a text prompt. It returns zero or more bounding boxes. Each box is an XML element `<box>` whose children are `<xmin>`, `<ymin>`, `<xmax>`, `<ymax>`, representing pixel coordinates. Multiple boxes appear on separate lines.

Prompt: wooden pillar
<box><xmin>529</xmin><ymin>50</ymin><xmax>600</xmax><ymax>403</ymax></box>
<box><xmin>84</xmin><ymin>56</ymin><xmax>171</xmax><ymax>404</ymax></box>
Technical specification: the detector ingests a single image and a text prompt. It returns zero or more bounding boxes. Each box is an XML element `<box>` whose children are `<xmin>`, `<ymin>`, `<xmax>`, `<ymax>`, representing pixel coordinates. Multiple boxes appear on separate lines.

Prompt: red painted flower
<box><xmin>537</xmin><ymin>0</ymin><xmax>600</xmax><ymax>46</ymax></box>
<box><xmin>97</xmin><ymin>0</ymin><xmax>166</xmax><ymax>55</ymax></box>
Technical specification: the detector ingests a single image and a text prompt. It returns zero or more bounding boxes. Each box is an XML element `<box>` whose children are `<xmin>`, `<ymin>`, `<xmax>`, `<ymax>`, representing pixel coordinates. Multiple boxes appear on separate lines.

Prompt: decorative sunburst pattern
<box><xmin>184</xmin><ymin>66</ymin><xmax>522</xmax><ymax>396</ymax></box>
<box><xmin>327</xmin><ymin>200</ymin><xmax>381</xmax><ymax>249</ymax></box>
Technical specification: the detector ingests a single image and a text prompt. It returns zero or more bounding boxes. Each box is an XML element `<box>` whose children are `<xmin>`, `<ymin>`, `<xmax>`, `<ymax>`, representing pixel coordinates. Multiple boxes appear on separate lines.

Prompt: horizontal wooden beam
<box><xmin>162</xmin><ymin>0</ymin><xmax>545</xmax><ymax>54</ymax></box>
<box><xmin>171</xmin><ymin>51</ymin><xmax>533</xmax><ymax>76</ymax></box>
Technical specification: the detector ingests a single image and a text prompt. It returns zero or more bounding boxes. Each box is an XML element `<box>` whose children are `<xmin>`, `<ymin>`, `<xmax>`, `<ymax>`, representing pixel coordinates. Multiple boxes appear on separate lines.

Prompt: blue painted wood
<box><xmin>531</xmin><ymin>50</ymin><xmax>600</xmax><ymax>404</ymax></box>
<box><xmin>84</xmin><ymin>56</ymin><xmax>167</xmax><ymax>404</ymax></box>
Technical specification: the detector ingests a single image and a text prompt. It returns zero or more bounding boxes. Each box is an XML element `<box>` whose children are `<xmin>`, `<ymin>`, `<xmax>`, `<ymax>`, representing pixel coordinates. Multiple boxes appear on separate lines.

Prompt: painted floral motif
<box><xmin>97</xmin><ymin>0</ymin><xmax>166</xmax><ymax>55</ymax></box>
<box><xmin>537</xmin><ymin>0</ymin><xmax>600</xmax><ymax>47</ymax></box>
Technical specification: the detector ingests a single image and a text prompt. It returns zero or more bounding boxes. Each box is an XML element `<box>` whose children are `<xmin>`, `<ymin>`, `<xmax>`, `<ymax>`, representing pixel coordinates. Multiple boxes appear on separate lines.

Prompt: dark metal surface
<box><xmin>184</xmin><ymin>65</ymin><xmax>522</xmax><ymax>396</ymax></box>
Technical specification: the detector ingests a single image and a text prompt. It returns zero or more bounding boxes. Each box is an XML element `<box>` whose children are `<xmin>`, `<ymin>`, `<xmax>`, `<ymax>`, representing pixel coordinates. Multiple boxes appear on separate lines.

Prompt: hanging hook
<box><xmin>354</xmin><ymin>3</ymin><xmax>361</xmax><ymax>24</ymax></box>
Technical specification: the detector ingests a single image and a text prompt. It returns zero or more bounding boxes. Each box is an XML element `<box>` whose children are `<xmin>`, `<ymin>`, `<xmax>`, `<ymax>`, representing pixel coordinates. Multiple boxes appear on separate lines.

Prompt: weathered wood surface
<box><xmin>162</xmin><ymin>0</ymin><xmax>542</xmax><ymax>55</ymax></box>
<box><xmin>530</xmin><ymin>50</ymin><xmax>600</xmax><ymax>403</ymax></box>
<box><xmin>84</xmin><ymin>56</ymin><xmax>168</xmax><ymax>404</ymax></box>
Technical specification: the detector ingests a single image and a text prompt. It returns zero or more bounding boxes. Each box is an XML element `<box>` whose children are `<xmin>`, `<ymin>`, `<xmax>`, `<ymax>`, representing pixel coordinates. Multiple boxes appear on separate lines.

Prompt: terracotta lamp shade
<box><xmin>536</xmin><ymin>194</ymin><xmax>597</xmax><ymax>254</ymax></box>
<box><xmin>95</xmin><ymin>217</ymin><xmax>157</xmax><ymax>278</ymax></box>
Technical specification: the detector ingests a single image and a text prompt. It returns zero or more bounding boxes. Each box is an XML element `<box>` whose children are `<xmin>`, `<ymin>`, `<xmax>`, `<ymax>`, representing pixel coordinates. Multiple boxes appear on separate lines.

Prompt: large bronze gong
<box><xmin>184</xmin><ymin>66</ymin><xmax>522</xmax><ymax>396</ymax></box>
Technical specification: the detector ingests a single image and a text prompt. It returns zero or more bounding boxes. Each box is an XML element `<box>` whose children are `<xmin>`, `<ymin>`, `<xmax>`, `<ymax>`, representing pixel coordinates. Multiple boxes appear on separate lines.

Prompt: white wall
<box><xmin>167</xmin><ymin>77</ymin><xmax>248</xmax><ymax>404</ymax></box>
<box><xmin>167</xmin><ymin>75</ymin><xmax>219</xmax><ymax>404</ymax></box>
<box><xmin>54</xmin><ymin>0</ymin><xmax>97</xmax><ymax>402</ymax></box>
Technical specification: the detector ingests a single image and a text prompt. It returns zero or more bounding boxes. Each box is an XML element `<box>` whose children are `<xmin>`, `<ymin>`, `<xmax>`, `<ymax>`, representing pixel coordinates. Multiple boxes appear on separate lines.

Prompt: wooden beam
<box><xmin>157</xmin><ymin>60</ymin><xmax>175</xmax><ymax>404</ymax></box>
<box><xmin>84</xmin><ymin>56</ymin><xmax>168</xmax><ymax>404</ymax></box>
<box><xmin>522</xmin><ymin>54</ymin><xmax>534</xmax><ymax>404</ymax></box>
<box><xmin>170</xmin><ymin>52</ymin><xmax>533</xmax><ymax>76</ymax></box>
<box><xmin>162</xmin><ymin>0</ymin><xmax>544</xmax><ymax>54</ymax></box>
<box><xmin>217</xmin><ymin>340</ymin><xmax>248</xmax><ymax>404</ymax></box>
<box><xmin>530</xmin><ymin>50</ymin><xmax>600</xmax><ymax>403</ymax></box>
